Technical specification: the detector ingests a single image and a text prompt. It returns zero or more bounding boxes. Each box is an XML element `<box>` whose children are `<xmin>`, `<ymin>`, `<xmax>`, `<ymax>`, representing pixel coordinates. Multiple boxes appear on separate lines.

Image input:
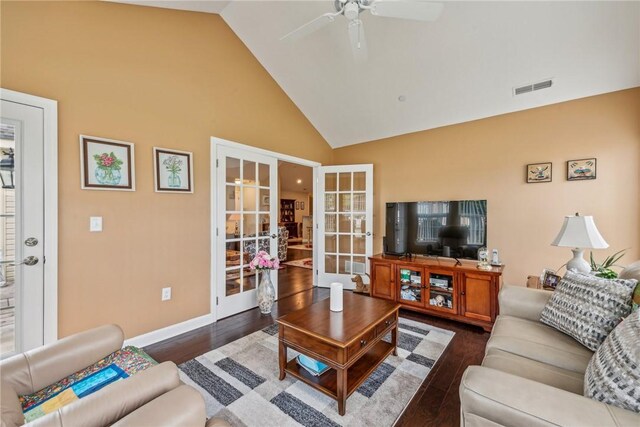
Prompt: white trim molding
<box><xmin>0</xmin><ymin>88</ymin><xmax>58</xmax><ymax>345</ymax></box>
<box><xmin>124</xmin><ymin>313</ymin><xmax>215</xmax><ymax>348</ymax></box>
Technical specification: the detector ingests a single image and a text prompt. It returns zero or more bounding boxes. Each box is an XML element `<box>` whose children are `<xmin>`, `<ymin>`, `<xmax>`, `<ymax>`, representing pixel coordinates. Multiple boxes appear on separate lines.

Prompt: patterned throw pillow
<box><xmin>584</xmin><ymin>310</ymin><xmax>640</xmax><ymax>413</ymax></box>
<box><xmin>540</xmin><ymin>270</ymin><xmax>637</xmax><ymax>351</ymax></box>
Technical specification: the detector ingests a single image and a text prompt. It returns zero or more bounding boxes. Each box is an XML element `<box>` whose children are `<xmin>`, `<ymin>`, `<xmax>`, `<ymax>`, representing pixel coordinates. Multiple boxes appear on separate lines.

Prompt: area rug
<box><xmin>178</xmin><ymin>318</ymin><xmax>454</xmax><ymax>427</ymax></box>
<box><xmin>283</xmin><ymin>258</ymin><xmax>313</xmax><ymax>270</ymax></box>
<box><xmin>288</xmin><ymin>244</ymin><xmax>313</xmax><ymax>251</ymax></box>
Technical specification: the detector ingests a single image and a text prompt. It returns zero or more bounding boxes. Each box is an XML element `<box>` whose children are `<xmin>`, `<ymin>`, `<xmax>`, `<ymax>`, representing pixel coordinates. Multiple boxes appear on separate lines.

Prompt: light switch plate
<box><xmin>90</xmin><ymin>217</ymin><xmax>102</xmax><ymax>232</ymax></box>
<box><xmin>162</xmin><ymin>287</ymin><xmax>172</xmax><ymax>301</ymax></box>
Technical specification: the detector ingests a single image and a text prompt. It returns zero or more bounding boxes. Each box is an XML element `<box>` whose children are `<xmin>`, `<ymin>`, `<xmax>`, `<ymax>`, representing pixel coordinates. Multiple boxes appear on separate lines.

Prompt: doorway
<box><xmin>277</xmin><ymin>160</ymin><xmax>314</xmax><ymax>298</ymax></box>
<box><xmin>0</xmin><ymin>89</ymin><xmax>58</xmax><ymax>358</ymax></box>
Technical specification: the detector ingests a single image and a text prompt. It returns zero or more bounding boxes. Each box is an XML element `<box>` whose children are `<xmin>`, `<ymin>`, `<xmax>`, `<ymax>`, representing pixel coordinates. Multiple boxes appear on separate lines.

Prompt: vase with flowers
<box><xmin>250</xmin><ymin>250</ymin><xmax>279</xmax><ymax>314</ymax></box>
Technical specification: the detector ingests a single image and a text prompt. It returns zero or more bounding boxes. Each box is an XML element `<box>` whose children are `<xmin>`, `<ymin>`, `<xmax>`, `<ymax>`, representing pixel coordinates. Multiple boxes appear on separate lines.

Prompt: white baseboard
<box><xmin>124</xmin><ymin>313</ymin><xmax>215</xmax><ymax>348</ymax></box>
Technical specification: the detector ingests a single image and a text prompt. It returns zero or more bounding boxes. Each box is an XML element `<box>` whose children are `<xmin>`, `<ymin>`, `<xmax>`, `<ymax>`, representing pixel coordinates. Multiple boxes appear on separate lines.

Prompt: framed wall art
<box><xmin>153</xmin><ymin>147</ymin><xmax>193</xmax><ymax>193</ymax></box>
<box><xmin>526</xmin><ymin>162</ymin><xmax>552</xmax><ymax>183</ymax></box>
<box><xmin>80</xmin><ymin>135</ymin><xmax>135</xmax><ymax>191</ymax></box>
<box><xmin>567</xmin><ymin>158</ymin><xmax>596</xmax><ymax>181</ymax></box>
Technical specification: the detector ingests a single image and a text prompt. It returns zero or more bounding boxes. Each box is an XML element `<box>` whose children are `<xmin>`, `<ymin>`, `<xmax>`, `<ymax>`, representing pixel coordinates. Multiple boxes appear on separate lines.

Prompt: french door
<box><xmin>216</xmin><ymin>146</ymin><xmax>278</xmax><ymax>319</ymax></box>
<box><xmin>0</xmin><ymin>100</ymin><xmax>45</xmax><ymax>357</ymax></box>
<box><xmin>318</xmin><ymin>165</ymin><xmax>373</xmax><ymax>289</ymax></box>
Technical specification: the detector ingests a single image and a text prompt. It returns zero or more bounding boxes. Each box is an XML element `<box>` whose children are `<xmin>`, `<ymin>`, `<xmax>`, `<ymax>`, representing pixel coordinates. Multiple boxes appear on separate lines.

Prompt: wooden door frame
<box><xmin>0</xmin><ymin>88</ymin><xmax>58</xmax><ymax>345</ymax></box>
<box><xmin>210</xmin><ymin>137</ymin><xmax>321</xmax><ymax>320</ymax></box>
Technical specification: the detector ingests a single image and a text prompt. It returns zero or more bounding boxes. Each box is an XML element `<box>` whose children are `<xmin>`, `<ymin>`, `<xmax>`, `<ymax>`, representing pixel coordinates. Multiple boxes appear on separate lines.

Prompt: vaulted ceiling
<box><xmin>112</xmin><ymin>1</ymin><xmax>640</xmax><ymax>148</ymax></box>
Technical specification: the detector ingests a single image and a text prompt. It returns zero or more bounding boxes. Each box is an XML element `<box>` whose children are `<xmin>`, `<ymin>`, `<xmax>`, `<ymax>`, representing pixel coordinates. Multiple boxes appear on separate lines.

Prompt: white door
<box><xmin>0</xmin><ymin>100</ymin><xmax>45</xmax><ymax>357</ymax></box>
<box><xmin>216</xmin><ymin>146</ymin><xmax>278</xmax><ymax>319</ymax></box>
<box><xmin>318</xmin><ymin>165</ymin><xmax>373</xmax><ymax>289</ymax></box>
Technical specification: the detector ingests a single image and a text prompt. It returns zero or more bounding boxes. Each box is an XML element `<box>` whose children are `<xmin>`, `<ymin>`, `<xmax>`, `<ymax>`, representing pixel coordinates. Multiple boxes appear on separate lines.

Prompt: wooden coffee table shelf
<box><xmin>284</xmin><ymin>340</ymin><xmax>395</xmax><ymax>400</ymax></box>
<box><xmin>277</xmin><ymin>292</ymin><xmax>400</xmax><ymax>415</ymax></box>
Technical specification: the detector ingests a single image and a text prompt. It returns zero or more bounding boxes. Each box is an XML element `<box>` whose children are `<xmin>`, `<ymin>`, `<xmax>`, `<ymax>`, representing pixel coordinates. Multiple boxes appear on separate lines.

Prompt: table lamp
<box><xmin>551</xmin><ymin>213</ymin><xmax>608</xmax><ymax>273</ymax></box>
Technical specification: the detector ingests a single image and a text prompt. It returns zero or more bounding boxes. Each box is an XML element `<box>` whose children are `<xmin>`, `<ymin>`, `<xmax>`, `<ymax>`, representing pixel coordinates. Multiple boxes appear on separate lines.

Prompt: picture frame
<box><xmin>526</xmin><ymin>162</ymin><xmax>552</xmax><ymax>183</ymax></box>
<box><xmin>541</xmin><ymin>269</ymin><xmax>561</xmax><ymax>290</ymax></box>
<box><xmin>80</xmin><ymin>135</ymin><xmax>135</xmax><ymax>191</ymax></box>
<box><xmin>301</xmin><ymin>201</ymin><xmax>305</xmax><ymax>210</ymax></box>
<box><xmin>153</xmin><ymin>147</ymin><xmax>193</xmax><ymax>193</ymax></box>
<box><xmin>567</xmin><ymin>158</ymin><xmax>596</xmax><ymax>181</ymax></box>
<box><xmin>295</xmin><ymin>201</ymin><xmax>300</xmax><ymax>210</ymax></box>
<box><xmin>261</xmin><ymin>195</ymin><xmax>270</xmax><ymax>205</ymax></box>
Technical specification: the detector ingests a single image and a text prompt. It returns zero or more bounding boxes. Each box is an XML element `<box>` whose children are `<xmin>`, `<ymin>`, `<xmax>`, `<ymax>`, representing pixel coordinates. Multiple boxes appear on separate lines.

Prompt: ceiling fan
<box><xmin>280</xmin><ymin>0</ymin><xmax>444</xmax><ymax>62</ymax></box>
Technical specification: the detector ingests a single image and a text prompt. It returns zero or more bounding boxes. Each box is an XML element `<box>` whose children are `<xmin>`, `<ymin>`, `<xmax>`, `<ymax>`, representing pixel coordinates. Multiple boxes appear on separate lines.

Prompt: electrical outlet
<box><xmin>161</xmin><ymin>287</ymin><xmax>171</xmax><ymax>301</ymax></box>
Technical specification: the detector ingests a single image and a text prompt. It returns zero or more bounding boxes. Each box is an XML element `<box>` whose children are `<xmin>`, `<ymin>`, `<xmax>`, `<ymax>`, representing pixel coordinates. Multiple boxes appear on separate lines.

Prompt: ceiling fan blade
<box><xmin>348</xmin><ymin>19</ymin><xmax>368</xmax><ymax>63</ymax></box>
<box><xmin>370</xmin><ymin>1</ymin><xmax>443</xmax><ymax>22</ymax></box>
<box><xmin>280</xmin><ymin>12</ymin><xmax>339</xmax><ymax>41</ymax></box>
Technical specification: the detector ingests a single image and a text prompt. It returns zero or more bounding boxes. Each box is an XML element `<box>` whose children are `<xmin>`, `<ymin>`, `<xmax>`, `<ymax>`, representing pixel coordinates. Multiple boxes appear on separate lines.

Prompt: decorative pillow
<box><xmin>540</xmin><ymin>270</ymin><xmax>637</xmax><ymax>351</ymax></box>
<box><xmin>584</xmin><ymin>310</ymin><xmax>640</xmax><ymax>413</ymax></box>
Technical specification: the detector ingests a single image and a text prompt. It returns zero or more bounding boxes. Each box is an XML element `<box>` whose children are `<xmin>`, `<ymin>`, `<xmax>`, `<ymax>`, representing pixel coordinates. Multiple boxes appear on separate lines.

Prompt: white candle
<box><xmin>330</xmin><ymin>282</ymin><xmax>343</xmax><ymax>312</ymax></box>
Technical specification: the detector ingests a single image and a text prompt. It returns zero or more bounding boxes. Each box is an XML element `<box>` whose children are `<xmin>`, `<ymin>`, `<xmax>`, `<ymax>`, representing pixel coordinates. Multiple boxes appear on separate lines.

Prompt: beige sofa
<box><xmin>460</xmin><ymin>285</ymin><xmax>640</xmax><ymax>427</ymax></box>
<box><xmin>1</xmin><ymin>325</ymin><xmax>228</xmax><ymax>427</ymax></box>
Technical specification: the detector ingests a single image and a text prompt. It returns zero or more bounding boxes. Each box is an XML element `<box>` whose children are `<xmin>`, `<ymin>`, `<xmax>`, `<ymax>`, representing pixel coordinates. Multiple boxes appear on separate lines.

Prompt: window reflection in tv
<box><xmin>385</xmin><ymin>200</ymin><xmax>487</xmax><ymax>260</ymax></box>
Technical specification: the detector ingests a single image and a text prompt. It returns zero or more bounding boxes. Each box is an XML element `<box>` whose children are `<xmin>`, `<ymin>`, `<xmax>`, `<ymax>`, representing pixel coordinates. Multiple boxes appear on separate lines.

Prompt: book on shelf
<box><xmin>297</xmin><ymin>354</ymin><xmax>330</xmax><ymax>377</ymax></box>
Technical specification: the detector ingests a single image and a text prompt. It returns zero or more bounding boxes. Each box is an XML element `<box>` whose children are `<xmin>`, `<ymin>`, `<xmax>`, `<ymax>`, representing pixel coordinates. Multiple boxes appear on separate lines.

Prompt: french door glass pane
<box><xmin>325</xmin><ymin>173</ymin><xmax>337</xmax><ymax>191</ymax></box>
<box><xmin>243</xmin><ymin>160</ymin><xmax>256</xmax><ymax>183</ymax></box>
<box><xmin>339</xmin><ymin>194</ymin><xmax>351</xmax><ymax>212</ymax></box>
<box><xmin>353</xmin><ymin>235</ymin><xmax>366</xmax><ymax>254</ymax></box>
<box><xmin>338</xmin><ymin>235</ymin><xmax>351</xmax><ymax>254</ymax></box>
<box><xmin>226</xmin><ymin>157</ymin><xmax>240</xmax><ymax>183</ymax></box>
<box><xmin>325</xmin><ymin>254</ymin><xmax>337</xmax><ymax>273</ymax></box>
<box><xmin>0</xmin><ymin>123</ymin><xmax>16</xmax><ymax>356</ymax></box>
<box><xmin>353</xmin><ymin>172</ymin><xmax>366</xmax><ymax>191</ymax></box>
<box><xmin>258</xmin><ymin>163</ymin><xmax>270</xmax><ymax>187</ymax></box>
<box><xmin>225</xmin><ymin>185</ymin><xmax>238</xmax><ymax>211</ymax></box>
<box><xmin>339</xmin><ymin>173</ymin><xmax>351</xmax><ymax>191</ymax></box>
<box><xmin>226</xmin><ymin>269</ymin><xmax>241</xmax><ymax>296</ymax></box>
<box><xmin>325</xmin><ymin>235</ymin><xmax>336</xmax><ymax>253</ymax></box>
<box><xmin>259</xmin><ymin>189</ymin><xmax>270</xmax><ymax>211</ymax></box>
<box><xmin>242</xmin><ymin>214</ymin><xmax>257</xmax><ymax>238</ymax></box>
<box><xmin>243</xmin><ymin>187</ymin><xmax>257</xmax><ymax>211</ymax></box>
<box><xmin>258</xmin><ymin>214</ymin><xmax>270</xmax><ymax>236</ymax></box>
<box><xmin>325</xmin><ymin>214</ymin><xmax>336</xmax><ymax>233</ymax></box>
<box><xmin>325</xmin><ymin>193</ymin><xmax>336</xmax><ymax>212</ymax></box>
<box><xmin>338</xmin><ymin>214</ymin><xmax>351</xmax><ymax>233</ymax></box>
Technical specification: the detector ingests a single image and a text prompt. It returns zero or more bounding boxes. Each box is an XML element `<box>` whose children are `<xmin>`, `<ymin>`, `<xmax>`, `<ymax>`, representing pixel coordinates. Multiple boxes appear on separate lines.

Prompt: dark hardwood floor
<box><xmin>144</xmin><ymin>287</ymin><xmax>489</xmax><ymax>426</ymax></box>
<box><xmin>277</xmin><ymin>245</ymin><xmax>314</xmax><ymax>298</ymax></box>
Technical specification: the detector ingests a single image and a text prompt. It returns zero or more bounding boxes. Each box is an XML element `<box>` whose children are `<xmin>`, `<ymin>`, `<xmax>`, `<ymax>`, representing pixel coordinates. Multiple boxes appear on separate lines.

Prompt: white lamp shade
<box><xmin>551</xmin><ymin>215</ymin><xmax>609</xmax><ymax>249</ymax></box>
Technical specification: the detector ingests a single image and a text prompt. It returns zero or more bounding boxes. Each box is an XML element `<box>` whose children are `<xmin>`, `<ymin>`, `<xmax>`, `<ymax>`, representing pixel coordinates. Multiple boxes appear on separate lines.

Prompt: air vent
<box><xmin>514</xmin><ymin>79</ymin><xmax>553</xmax><ymax>96</ymax></box>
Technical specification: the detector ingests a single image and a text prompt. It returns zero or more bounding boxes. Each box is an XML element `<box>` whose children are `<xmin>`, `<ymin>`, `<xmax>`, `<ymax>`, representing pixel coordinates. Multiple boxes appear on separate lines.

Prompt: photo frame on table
<box><xmin>80</xmin><ymin>135</ymin><xmax>135</xmax><ymax>191</ymax></box>
<box><xmin>541</xmin><ymin>269</ymin><xmax>561</xmax><ymax>290</ymax></box>
<box><xmin>567</xmin><ymin>158</ymin><xmax>596</xmax><ymax>181</ymax></box>
<box><xmin>153</xmin><ymin>147</ymin><xmax>193</xmax><ymax>193</ymax></box>
<box><xmin>526</xmin><ymin>162</ymin><xmax>552</xmax><ymax>183</ymax></box>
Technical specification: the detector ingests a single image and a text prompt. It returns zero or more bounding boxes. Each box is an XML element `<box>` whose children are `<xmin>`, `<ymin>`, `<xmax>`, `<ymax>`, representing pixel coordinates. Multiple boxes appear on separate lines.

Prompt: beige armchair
<box><xmin>1</xmin><ymin>325</ymin><xmax>227</xmax><ymax>427</ymax></box>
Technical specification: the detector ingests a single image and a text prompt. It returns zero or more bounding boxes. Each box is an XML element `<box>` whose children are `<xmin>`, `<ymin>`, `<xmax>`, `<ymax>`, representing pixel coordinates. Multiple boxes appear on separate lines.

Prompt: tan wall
<box><xmin>333</xmin><ymin>89</ymin><xmax>640</xmax><ymax>285</ymax></box>
<box><xmin>0</xmin><ymin>1</ymin><xmax>332</xmax><ymax>338</ymax></box>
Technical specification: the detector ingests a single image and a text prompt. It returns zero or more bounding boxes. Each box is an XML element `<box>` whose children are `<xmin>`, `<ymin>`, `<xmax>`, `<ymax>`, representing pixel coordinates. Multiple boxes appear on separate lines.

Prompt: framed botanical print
<box><xmin>153</xmin><ymin>147</ymin><xmax>193</xmax><ymax>193</ymax></box>
<box><xmin>526</xmin><ymin>162</ymin><xmax>552</xmax><ymax>183</ymax></box>
<box><xmin>567</xmin><ymin>158</ymin><xmax>596</xmax><ymax>181</ymax></box>
<box><xmin>80</xmin><ymin>135</ymin><xmax>135</xmax><ymax>191</ymax></box>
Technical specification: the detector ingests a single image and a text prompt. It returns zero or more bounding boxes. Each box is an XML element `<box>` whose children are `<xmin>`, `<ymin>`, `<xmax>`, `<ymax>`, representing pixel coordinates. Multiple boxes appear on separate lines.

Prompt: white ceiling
<box><xmin>279</xmin><ymin>161</ymin><xmax>313</xmax><ymax>193</ymax></box>
<box><xmin>107</xmin><ymin>0</ymin><xmax>231</xmax><ymax>14</ymax></box>
<box><xmin>112</xmin><ymin>1</ymin><xmax>640</xmax><ymax>148</ymax></box>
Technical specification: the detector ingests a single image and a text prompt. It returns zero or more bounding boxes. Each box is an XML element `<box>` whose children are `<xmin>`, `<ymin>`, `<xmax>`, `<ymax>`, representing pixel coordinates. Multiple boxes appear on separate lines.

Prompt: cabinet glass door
<box><xmin>398</xmin><ymin>266</ymin><xmax>424</xmax><ymax>306</ymax></box>
<box><xmin>427</xmin><ymin>271</ymin><xmax>455</xmax><ymax>312</ymax></box>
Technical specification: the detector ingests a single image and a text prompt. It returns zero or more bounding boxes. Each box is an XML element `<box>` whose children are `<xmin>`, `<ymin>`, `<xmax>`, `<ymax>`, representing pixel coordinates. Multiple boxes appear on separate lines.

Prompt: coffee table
<box><xmin>277</xmin><ymin>292</ymin><xmax>400</xmax><ymax>415</ymax></box>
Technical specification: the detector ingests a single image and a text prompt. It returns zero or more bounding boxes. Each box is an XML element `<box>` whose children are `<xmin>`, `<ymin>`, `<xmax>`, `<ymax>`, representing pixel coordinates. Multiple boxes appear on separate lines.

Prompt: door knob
<box><xmin>25</xmin><ymin>237</ymin><xmax>38</xmax><ymax>247</ymax></box>
<box><xmin>366</xmin><ymin>231</ymin><xmax>372</xmax><ymax>236</ymax></box>
<box><xmin>12</xmin><ymin>256</ymin><xmax>39</xmax><ymax>266</ymax></box>
<box><xmin>271</xmin><ymin>234</ymin><xmax>277</xmax><ymax>239</ymax></box>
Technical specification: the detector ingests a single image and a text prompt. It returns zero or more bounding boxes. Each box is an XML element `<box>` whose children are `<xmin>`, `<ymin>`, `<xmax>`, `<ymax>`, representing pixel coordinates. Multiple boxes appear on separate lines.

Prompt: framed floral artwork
<box><xmin>567</xmin><ymin>158</ymin><xmax>596</xmax><ymax>181</ymax></box>
<box><xmin>153</xmin><ymin>147</ymin><xmax>193</xmax><ymax>193</ymax></box>
<box><xmin>526</xmin><ymin>162</ymin><xmax>552</xmax><ymax>183</ymax></box>
<box><xmin>80</xmin><ymin>135</ymin><xmax>135</xmax><ymax>191</ymax></box>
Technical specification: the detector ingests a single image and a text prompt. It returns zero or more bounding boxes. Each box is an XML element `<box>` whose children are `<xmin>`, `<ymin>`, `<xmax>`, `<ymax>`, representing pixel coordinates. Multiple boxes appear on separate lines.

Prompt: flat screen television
<box><xmin>384</xmin><ymin>200</ymin><xmax>487</xmax><ymax>260</ymax></box>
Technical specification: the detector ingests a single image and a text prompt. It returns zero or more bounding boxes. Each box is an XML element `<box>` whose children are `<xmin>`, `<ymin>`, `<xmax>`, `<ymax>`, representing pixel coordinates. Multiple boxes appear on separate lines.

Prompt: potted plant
<box><xmin>589</xmin><ymin>249</ymin><xmax>626</xmax><ymax>279</ymax></box>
